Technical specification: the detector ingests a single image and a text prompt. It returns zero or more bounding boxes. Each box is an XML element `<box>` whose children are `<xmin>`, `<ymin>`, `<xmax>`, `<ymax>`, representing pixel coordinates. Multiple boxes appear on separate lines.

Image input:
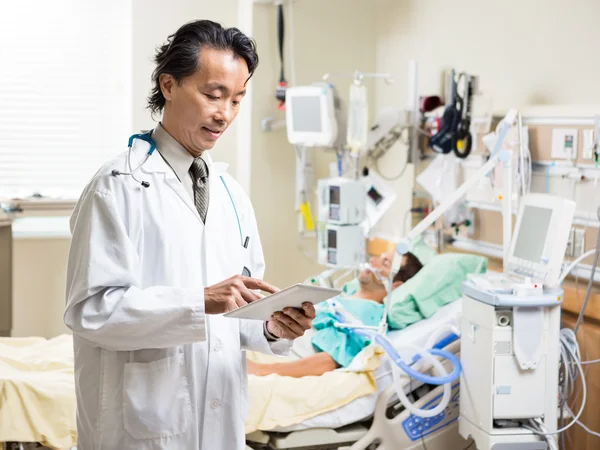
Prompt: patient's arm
<box><xmin>247</xmin><ymin>352</ymin><xmax>340</xmax><ymax>378</ymax></box>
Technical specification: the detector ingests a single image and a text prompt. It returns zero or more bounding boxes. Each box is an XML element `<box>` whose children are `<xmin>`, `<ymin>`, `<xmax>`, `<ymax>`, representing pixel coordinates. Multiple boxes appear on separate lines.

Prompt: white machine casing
<box><xmin>317</xmin><ymin>178</ymin><xmax>366</xmax><ymax>225</ymax></box>
<box><xmin>459</xmin><ymin>295</ymin><xmax>561</xmax><ymax>450</ymax></box>
<box><xmin>459</xmin><ymin>193</ymin><xmax>576</xmax><ymax>449</ymax></box>
<box><xmin>318</xmin><ymin>223</ymin><xmax>365</xmax><ymax>268</ymax></box>
<box><xmin>286</xmin><ymin>84</ymin><xmax>339</xmax><ymax>148</ymax></box>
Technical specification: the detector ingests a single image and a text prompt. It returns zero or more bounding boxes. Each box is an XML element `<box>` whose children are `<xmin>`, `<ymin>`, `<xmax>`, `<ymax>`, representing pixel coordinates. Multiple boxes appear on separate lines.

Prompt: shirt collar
<box><xmin>152</xmin><ymin>122</ymin><xmax>214</xmax><ymax>180</ymax></box>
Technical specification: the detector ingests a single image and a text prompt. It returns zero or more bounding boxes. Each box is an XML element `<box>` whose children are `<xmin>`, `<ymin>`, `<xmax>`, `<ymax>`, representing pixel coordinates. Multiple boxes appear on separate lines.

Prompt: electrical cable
<box><xmin>565</xmin><ymin>174</ymin><xmax>599</xmax><ymax>433</ymax></box>
<box><xmin>274</xmin><ymin>2</ymin><xmax>287</xmax><ymax>108</ymax></box>
<box><xmin>557</xmin><ymin>249</ymin><xmax>599</xmax><ymax>286</ymax></box>
<box><xmin>573</xmin><ymin>206</ymin><xmax>600</xmax><ymax>335</ymax></box>
<box><xmin>581</xmin><ymin>357</ymin><xmax>600</xmax><ymax>365</ymax></box>
<box><xmin>525</xmin><ymin>419</ymin><xmax>558</xmax><ymax>450</ymax></box>
<box><xmin>367</xmin><ymin>123</ymin><xmax>411</xmax><ymax>181</ymax></box>
<box><xmin>287</xmin><ymin>0</ymin><xmax>296</xmax><ymax>87</ymax></box>
<box><xmin>373</xmin><ymin>148</ymin><xmax>410</xmax><ymax>181</ymax></box>
<box><xmin>530</xmin><ymin>330</ymin><xmax>586</xmax><ymax>437</ymax></box>
<box><xmin>294</xmin><ymin>145</ymin><xmax>318</xmax><ymax>262</ymax></box>
<box><xmin>565</xmin><ymin>405</ymin><xmax>600</xmax><ymax>438</ymax></box>
<box><xmin>277</xmin><ymin>4</ymin><xmax>285</xmax><ymax>85</ymax></box>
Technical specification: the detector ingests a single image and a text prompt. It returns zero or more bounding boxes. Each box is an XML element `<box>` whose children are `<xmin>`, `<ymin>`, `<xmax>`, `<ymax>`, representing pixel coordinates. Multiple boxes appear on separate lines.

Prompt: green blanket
<box><xmin>387</xmin><ymin>253</ymin><xmax>487</xmax><ymax>329</ymax></box>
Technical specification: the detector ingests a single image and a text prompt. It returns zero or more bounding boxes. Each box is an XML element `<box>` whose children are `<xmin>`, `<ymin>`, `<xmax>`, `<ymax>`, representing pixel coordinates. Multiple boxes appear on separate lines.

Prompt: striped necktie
<box><xmin>189</xmin><ymin>157</ymin><xmax>209</xmax><ymax>223</ymax></box>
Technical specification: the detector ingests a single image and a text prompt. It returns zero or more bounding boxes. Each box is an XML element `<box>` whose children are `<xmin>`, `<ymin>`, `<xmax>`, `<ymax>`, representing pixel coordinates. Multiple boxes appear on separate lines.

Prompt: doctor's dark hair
<box><xmin>393</xmin><ymin>252</ymin><xmax>423</xmax><ymax>284</ymax></box>
<box><xmin>147</xmin><ymin>20</ymin><xmax>259</xmax><ymax>116</ymax></box>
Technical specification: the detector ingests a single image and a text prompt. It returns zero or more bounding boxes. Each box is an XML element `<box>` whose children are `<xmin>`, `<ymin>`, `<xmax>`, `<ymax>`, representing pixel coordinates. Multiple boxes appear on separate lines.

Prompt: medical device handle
<box><xmin>392</xmin><ymin>109</ymin><xmax>518</xmax><ymax>273</ymax></box>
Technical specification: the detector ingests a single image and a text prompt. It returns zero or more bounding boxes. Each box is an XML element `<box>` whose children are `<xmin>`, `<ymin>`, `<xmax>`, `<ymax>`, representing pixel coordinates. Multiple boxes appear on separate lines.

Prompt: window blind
<box><xmin>0</xmin><ymin>0</ymin><xmax>132</xmax><ymax>200</ymax></box>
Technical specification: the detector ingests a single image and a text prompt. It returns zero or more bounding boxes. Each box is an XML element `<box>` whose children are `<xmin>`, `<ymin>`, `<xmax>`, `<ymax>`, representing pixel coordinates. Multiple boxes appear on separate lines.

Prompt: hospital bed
<box><xmin>0</xmin><ymin>300</ymin><xmax>467</xmax><ymax>450</ymax></box>
<box><xmin>246</xmin><ymin>299</ymin><xmax>473</xmax><ymax>450</ymax></box>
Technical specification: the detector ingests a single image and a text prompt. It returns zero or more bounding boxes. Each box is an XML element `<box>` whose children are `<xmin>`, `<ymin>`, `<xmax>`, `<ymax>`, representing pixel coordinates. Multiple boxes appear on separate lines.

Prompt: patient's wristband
<box><xmin>264</xmin><ymin>321</ymin><xmax>280</xmax><ymax>341</ymax></box>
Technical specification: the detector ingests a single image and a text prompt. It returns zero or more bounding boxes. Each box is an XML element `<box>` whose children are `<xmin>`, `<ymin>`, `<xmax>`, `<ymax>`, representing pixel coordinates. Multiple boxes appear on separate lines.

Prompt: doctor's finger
<box><xmin>273</xmin><ymin>312</ymin><xmax>305</xmax><ymax>336</ymax></box>
<box><xmin>283</xmin><ymin>308</ymin><xmax>312</xmax><ymax>329</ymax></box>
<box><xmin>302</xmin><ymin>302</ymin><xmax>316</xmax><ymax>319</ymax></box>
<box><xmin>238</xmin><ymin>284</ymin><xmax>262</xmax><ymax>303</ymax></box>
<box><xmin>269</xmin><ymin>318</ymin><xmax>300</xmax><ymax>339</ymax></box>
<box><xmin>242</xmin><ymin>277</ymin><xmax>279</xmax><ymax>294</ymax></box>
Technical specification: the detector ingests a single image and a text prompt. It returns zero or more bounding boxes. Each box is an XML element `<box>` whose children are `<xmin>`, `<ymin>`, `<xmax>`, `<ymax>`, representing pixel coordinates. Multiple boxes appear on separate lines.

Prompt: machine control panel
<box><xmin>402</xmin><ymin>383</ymin><xmax>460</xmax><ymax>441</ymax></box>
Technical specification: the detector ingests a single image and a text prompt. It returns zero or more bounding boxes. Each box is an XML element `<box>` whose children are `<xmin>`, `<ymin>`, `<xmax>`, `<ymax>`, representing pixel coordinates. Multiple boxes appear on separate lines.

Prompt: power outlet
<box><xmin>583</xmin><ymin>129</ymin><xmax>595</xmax><ymax>160</ymax></box>
<box><xmin>573</xmin><ymin>228</ymin><xmax>585</xmax><ymax>258</ymax></box>
<box><xmin>566</xmin><ymin>228</ymin><xmax>574</xmax><ymax>257</ymax></box>
<box><xmin>466</xmin><ymin>209</ymin><xmax>476</xmax><ymax>236</ymax></box>
<box><xmin>552</xmin><ymin>128</ymin><xmax>578</xmax><ymax>160</ymax></box>
<box><xmin>566</xmin><ymin>228</ymin><xmax>585</xmax><ymax>257</ymax></box>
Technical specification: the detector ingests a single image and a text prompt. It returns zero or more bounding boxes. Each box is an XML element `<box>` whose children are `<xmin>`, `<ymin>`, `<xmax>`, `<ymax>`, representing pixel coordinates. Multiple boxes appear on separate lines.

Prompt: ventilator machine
<box><xmin>387</xmin><ymin>110</ymin><xmax>580</xmax><ymax>449</ymax></box>
<box><xmin>317</xmin><ymin>108</ymin><xmax>580</xmax><ymax>449</ymax></box>
<box><xmin>458</xmin><ymin>194</ymin><xmax>574</xmax><ymax>450</ymax></box>
<box><xmin>283</xmin><ymin>65</ymin><xmax>586</xmax><ymax>448</ymax></box>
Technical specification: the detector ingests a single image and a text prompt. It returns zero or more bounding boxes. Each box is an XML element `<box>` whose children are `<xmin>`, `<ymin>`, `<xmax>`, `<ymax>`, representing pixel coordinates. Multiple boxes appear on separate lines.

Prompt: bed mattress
<box><xmin>272</xmin><ymin>299</ymin><xmax>462</xmax><ymax>432</ymax></box>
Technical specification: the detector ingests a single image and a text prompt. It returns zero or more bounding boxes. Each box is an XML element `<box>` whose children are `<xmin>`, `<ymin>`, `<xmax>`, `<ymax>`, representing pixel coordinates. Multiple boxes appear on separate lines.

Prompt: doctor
<box><xmin>64</xmin><ymin>20</ymin><xmax>315</xmax><ymax>450</ymax></box>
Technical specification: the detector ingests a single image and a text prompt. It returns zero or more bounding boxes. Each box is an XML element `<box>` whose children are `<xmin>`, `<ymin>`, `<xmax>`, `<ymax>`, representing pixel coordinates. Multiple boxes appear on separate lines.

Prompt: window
<box><xmin>0</xmin><ymin>1</ymin><xmax>132</xmax><ymax>201</ymax></box>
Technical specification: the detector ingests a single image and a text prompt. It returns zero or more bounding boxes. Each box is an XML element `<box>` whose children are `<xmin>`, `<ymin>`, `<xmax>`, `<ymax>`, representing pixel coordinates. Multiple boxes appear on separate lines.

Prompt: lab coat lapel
<box><xmin>136</xmin><ymin>144</ymin><xmax>202</xmax><ymax>223</ymax></box>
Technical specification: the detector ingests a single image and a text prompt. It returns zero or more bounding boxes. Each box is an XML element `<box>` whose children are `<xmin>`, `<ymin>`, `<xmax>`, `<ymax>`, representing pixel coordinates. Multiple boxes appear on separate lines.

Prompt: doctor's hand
<box><xmin>266</xmin><ymin>303</ymin><xmax>316</xmax><ymax>340</ymax></box>
<box><xmin>204</xmin><ymin>275</ymin><xmax>279</xmax><ymax>315</ymax></box>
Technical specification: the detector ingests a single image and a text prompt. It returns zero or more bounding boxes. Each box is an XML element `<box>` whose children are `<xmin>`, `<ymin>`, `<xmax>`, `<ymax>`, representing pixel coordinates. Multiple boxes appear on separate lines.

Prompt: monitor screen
<box><xmin>329</xmin><ymin>185</ymin><xmax>340</xmax><ymax>205</ymax></box>
<box><xmin>327</xmin><ymin>229</ymin><xmax>337</xmax><ymax>249</ymax></box>
<box><xmin>367</xmin><ymin>186</ymin><xmax>383</xmax><ymax>205</ymax></box>
<box><xmin>292</xmin><ymin>96</ymin><xmax>323</xmax><ymax>132</ymax></box>
<box><xmin>512</xmin><ymin>205</ymin><xmax>553</xmax><ymax>263</ymax></box>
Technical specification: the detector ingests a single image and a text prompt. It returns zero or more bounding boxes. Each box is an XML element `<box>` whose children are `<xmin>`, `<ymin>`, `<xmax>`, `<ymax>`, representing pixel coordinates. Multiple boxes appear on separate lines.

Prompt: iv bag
<box><xmin>347</xmin><ymin>83</ymin><xmax>369</xmax><ymax>153</ymax></box>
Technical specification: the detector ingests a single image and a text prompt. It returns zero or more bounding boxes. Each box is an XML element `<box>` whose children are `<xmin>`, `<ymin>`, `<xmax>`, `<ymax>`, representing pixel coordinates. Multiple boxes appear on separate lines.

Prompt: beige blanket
<box><xmin>0</xmin><ymin>336</ymin><xmax>379</xmax><ymax>449</ymax></box>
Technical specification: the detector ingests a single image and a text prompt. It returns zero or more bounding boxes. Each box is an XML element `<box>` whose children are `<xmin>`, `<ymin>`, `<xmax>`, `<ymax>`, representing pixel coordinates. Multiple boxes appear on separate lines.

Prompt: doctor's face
<box><xmin>160</xmin><ymin>47</ymin><xmax>249</xmax><ymax>156</ymax></box>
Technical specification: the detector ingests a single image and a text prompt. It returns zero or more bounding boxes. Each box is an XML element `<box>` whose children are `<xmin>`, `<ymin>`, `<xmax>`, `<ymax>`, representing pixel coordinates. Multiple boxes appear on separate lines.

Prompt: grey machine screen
<box><xmin>292</xmin><ymin>96</ymin><xmax>323</xmax><ymax>132</ymax></box>
<box><xmin>512</xmin><ymin>205</ymin><xmax>553</xmax><ymax>263</ymax></box>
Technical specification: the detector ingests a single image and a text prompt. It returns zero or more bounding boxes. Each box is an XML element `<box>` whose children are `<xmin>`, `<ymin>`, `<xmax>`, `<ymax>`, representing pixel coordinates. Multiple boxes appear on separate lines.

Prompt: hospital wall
<box><xmin>10</xmin><ymin>1</ymin><xmax>241</xmax><ymax>338</ymax></box>
<box><xmin>372</xmin><ymin>0</ymin><xmax>600</xmax><ymax>238</ymax></box>
<box><xmin>131</xmin><ymin>0</ymin><xmax>240</xmax><ymax>176</ymax></box>
<box><xmin>249</xmin><ymin>0</ymin><xmax>377</xmax><ymax>287</ymax></box>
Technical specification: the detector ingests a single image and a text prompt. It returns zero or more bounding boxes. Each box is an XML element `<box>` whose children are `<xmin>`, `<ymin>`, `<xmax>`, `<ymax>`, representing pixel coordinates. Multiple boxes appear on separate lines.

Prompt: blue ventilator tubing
<box><xmin>333</xmin><ymin>312</ymin><xmax>461</xmax><ymax>386</ymax></box>
<box><xmin>412</xmin><ymin>332</ymin><xmax>459</xmax><ymax>363</ymax></box>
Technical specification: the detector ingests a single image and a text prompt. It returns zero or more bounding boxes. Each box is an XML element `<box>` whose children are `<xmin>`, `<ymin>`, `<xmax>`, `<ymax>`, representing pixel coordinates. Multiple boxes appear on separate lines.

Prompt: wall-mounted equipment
<box><xmin>285</xmin><ymin>84</ymin><xmax>339</xmax><ymax>148</ymax></box>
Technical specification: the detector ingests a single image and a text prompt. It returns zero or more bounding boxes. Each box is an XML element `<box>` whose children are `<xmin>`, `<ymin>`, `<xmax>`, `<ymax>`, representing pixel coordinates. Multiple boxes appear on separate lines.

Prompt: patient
<box><xmin>247</xmin><ymin>251</ymin><xmax>423</xmax><ymax>378</ymax></box>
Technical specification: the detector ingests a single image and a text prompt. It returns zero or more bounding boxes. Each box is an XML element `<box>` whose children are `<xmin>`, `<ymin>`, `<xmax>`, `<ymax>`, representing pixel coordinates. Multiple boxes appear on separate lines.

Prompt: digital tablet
<box><xmin>223</xmin><ymin>283</ymin><xmax>341</xmax><ymax>321</ymax></box>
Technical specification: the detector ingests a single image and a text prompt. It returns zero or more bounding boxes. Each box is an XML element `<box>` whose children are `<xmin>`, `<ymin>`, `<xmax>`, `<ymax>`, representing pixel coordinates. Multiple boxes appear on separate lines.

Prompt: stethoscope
<box><xmin>112</xmin><ymin>132</ymin><xmax>250</xmax><ymax>275</ymax></box>
<box><xmin>111</xmin><ymin>131</ymin><xmax>155</xmax><ymax>188</ymax></box>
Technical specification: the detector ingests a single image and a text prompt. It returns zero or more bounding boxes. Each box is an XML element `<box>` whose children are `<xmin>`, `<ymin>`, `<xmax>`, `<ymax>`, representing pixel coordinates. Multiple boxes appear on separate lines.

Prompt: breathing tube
<box><xmin>331</xmin><ymin>304</ymin><xmax>462</xmax><ymax>417</ymax></box>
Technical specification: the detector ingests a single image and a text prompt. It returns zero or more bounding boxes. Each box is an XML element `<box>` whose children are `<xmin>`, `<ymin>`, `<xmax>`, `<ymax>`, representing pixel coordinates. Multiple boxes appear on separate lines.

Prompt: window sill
<box><xmin>11</xmin><ymin>216</ymin><xmax>71</xmax><ymax>240</ymax></box>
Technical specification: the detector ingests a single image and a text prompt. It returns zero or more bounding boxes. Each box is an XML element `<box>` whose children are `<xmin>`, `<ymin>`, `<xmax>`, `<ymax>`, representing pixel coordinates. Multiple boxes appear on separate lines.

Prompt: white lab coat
<box><xmin>64</xmin><ymin>139</ymin><xmax>290</xmax><ymax>450</ymax></box>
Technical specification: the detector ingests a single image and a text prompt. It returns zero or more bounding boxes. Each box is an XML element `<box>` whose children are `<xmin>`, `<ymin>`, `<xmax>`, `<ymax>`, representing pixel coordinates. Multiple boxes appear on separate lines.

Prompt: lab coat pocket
<box><xmin>122</xmin><ymin>353</ymin><xmax>192</xmax><ymax>440</ymax></box>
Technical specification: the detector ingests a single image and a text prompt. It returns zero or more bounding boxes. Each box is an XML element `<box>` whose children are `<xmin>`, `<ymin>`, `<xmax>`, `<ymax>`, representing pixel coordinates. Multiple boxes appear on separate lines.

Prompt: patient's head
<box><xmin>357</xmin><ymin>251</ymin><xmax>423</xmax><ymax>302</ymax></box>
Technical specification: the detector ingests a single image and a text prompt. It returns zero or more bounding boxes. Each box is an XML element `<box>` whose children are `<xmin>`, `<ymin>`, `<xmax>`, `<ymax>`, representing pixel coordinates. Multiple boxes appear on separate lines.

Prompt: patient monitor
<box><xmin>468</xmin><ymin>193</ymin><xmax>575</xmax><ymax>293</ymax></box>
<box><xmin>316</xmin><ymin>174</ymin><xmax>396</xmax><ymax>269</ymax></box>
<box><xmin>459</xmin><ymin>193</ymin><xmax>576</xmax><ymax>450</ymax></box>
<box><xmin>317</xmin><ymin>178</ymin><xmax>366</xmax><ymax>224</ymax></box>
<box><xmin>285</xmin><ymin>84</ymin><xmax>339</xmax><ymax>148</ymax></box>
